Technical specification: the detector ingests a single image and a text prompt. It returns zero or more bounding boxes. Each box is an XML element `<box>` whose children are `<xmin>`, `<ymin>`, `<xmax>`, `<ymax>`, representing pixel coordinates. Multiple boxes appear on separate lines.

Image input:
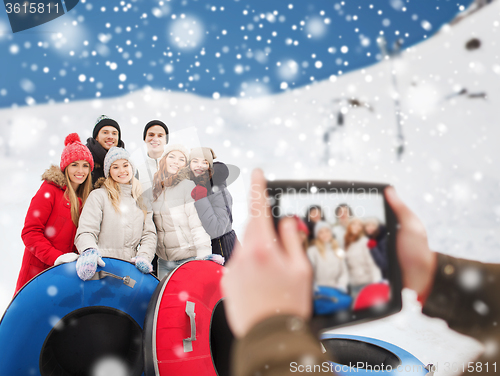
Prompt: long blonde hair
<box><xmin>99</xmin><ymin>176</ymin><xmax>146</xmax><ymax>217</ymax></box>
<box><xmin>313</xmin><ymin>237</ymin><xmax>339</xmax><ymax>258</ymax></box>
<box><xmin>64</xmin><ymin>168</ymin><xmax>92</xmax><ymax>227</ymax></box>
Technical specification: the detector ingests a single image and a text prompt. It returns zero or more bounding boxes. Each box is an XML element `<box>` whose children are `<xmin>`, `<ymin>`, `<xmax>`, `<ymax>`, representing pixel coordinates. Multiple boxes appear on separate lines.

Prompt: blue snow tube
<box><xmin>320</xmin><ymin>334</ymin><xmax>429</xmax><ymax>375</ymax></box>
<box><xmin>0</xmin><ymin>258</ymin><xmax>158</xmax><ymax>376</ymax></box>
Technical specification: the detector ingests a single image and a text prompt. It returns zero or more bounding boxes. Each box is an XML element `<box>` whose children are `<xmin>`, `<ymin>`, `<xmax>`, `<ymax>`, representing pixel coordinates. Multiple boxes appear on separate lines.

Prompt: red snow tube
<box><xmin>353</xmin><ymin>283</ymin><xmax>390</xmax><ymax>311</ymax></box>
<box><xmin>143</xmin><ymin>260</ymin><xmax>234</xmax><ymax>376</ymax></box>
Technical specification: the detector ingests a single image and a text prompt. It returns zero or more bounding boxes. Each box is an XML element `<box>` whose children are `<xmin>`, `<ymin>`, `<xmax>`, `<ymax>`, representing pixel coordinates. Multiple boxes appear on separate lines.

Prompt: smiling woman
<box><xmin>14</xmin><ymin>133</ymin><xmax>94</xmax><ymax>293</ymax></box>
<box><xmin>74</xmin><ymin>146</ymin><xmax>157</xmax><ymax>280</ymax></box>
<box><xmin>151</xmin><ymin>144</ymin><xmax>212</xmax><ymax>279</ymax></box>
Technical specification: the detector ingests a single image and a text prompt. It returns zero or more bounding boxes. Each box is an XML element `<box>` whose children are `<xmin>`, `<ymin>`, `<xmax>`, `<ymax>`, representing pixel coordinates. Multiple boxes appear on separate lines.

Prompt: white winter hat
<box><xmin>161</xmin><ymin>144</ymin><xmax>189</xmax><ymax>161</ymax></box>
<box><xmin>314</xmin><ymin>221</ymin><xmax>332</xmax><ymax>238</ymax></box>
<box><xmin>103</xmin><ymin>146</ymin><xmax>135</xmax><ymax>179</ymax></box>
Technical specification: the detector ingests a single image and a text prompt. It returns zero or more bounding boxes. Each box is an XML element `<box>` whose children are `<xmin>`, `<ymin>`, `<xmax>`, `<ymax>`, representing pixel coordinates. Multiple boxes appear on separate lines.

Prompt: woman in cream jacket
<box><xmin>75</xmin><ymin>147</ymin><xmax>157</xmax><ymax>280</ymax></box>
<box><xmin>151</xmin><ymin>144</ymin><xmax>211</xmax><ymax>279</ymax></box>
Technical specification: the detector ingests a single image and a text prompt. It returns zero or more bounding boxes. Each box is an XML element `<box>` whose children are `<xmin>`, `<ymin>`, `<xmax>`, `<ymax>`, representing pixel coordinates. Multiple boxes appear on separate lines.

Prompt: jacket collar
<box><xmin>42</xmin><ymin>165</ymin><xmax>67</xmax><ymax>189</ymax></box>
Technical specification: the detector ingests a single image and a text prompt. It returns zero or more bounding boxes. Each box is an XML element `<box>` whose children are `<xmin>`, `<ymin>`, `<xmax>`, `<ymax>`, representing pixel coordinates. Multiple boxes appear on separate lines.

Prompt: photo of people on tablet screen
<box><xmin>275</xmin><ymin>187</ymin><xmax>390</xmax><ymax>316</ymax></box>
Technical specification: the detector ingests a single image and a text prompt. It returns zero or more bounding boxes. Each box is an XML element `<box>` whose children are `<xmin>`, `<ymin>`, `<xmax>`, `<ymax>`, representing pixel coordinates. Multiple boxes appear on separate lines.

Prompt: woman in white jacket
<box><xmin>151</xmin><ymin>144</ymin><xmax>212</xmax><ymax>279</ymax></box>
<box><xmin>74</xmin><ymin>147</ymin><xmax>157</xmax><ymax>281</ymax></box>
<box><xmin>344</xmin><ymin>218</ymin><xmax>382</xmax><ymax>296</ymax></box>
<box><xmin>307</xmin><ymin>221</ymin><xmax>349</xmax><ymax>291</ymax></box>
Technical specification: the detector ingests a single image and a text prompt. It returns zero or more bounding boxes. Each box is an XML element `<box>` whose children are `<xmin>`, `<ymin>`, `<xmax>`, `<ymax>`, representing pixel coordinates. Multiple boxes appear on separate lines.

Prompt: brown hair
<box><xmin>64</xmin><ymin>168</ymin><xmax>92</xmax><ymax>227</ymax></box>
<box><xmin>188</xmin><ymin>158</ymin><xmax>214</xmax><ymax>189</ymax></box>
<box><xmin>344</xmin><ymin>218</ymin><xmax>365</xmax><ymax>250</ymax></box>
<box><xmin>152</xmin><ymin>153</ymin><xmax>190</xmax><ymax>201</ymax></box>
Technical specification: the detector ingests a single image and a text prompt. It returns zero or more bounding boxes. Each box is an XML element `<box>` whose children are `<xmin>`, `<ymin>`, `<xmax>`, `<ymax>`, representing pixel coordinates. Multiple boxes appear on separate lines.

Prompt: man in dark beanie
<box><xmin>136</xmin><ymin>120</ymin><xmax>169</xmax><ymax>192</ymax></box>
<box><xmin>86</xmin><ymin>115</ymin><xmax>125</xmax><ymax>185</ymax></box>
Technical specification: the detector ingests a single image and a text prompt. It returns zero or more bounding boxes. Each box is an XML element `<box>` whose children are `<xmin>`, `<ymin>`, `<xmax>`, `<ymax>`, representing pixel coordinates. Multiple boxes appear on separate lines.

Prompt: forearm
<box><xmin>232</xmin><ymin>315</ymin><xmax>329</xmax><ymax>376</ymax></box>
<box><xmin>423</xmin><ymin>253</ymin><xmax>500</xmax><ymax>347</ymax></box>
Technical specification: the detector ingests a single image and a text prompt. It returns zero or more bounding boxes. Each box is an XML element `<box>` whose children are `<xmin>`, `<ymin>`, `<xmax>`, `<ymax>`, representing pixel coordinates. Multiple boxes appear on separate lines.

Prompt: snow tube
<box><xmin>320</xmin><ymin>334</ymin><xmax>429</xmax><ymax>375</ymax></box>
<box><xmin>353</xmin><ymin>283</ymin><xmax>391</xmax><ymax>311</ymax></box>
<box><xmin>144</xmin><ymin>260</ymin><xmax>234</xmax><ymax>376</ymax></box>
<box><xmin>0</xmin><ymin>258</ymin><xmax>158</xmax><ymax>376</ymax></box>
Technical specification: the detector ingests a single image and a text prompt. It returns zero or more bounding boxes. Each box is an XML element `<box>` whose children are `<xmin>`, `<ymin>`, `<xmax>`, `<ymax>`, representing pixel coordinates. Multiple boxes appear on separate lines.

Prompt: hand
<box><xmin>54</xmin><ymin>252</ymin><xmax>79</xmax><ymax>266</ymax></box>
<box><xmin>201</xmin><ymin>254</ymin><xmax>225</xmax><ymax>265</ymax></box>
<box><xmin>384</xmin><ymin>186</ymin><xmax>437</xmax><ymax>299</ymax></box>
<box><xmin>221</xmin><ymin>169</ymin><xmax>313</xmax><ymax>338</ymax></box>
<box><xmin>76</xmin><ymin>248</ymin><xmax>106</xmax><ymax>281</ymax></box>
<box><xmin>191</xmin><ymin>186</ymin><xmax>207</xmax><ymax>201</ymax></box>
<box><xmin>131</xmin><ymin>256</ymin><xmax>153</xmax><ymax>274</ymax></box>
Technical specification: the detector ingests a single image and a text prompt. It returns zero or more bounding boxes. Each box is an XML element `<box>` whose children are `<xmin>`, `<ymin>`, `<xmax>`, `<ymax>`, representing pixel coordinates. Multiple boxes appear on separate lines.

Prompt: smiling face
<box><xmin>145</xmin><ymin>125</ymin><xmax>167</xmax><ymax>158</ymax></box>
<box><xmin>109</xmin><ymin>159</ymin><xmax>133</xmax><ymax>184</ymax></box>
<box><xmin>317</xmin><ymin>226</ymin><xmax>333</xmax><ymax>244</ymax></box>
<box><xmin>96</xmin><ymin>126</ymin><xmax>119</xmax><ymax>150</ymax></box>
<box><xmin>349</xmin><ymin>219</ymin><xmax>364</xmax><ymax>237</ymax></box>
<box><xmin>190</xmin><ymin>157</ymin><xmax>209</xmax><ymax>177</ymax></box>
<box><xmin>309</xmin><ymin>208</ymin><xmax>322</xmax><ymax>223</ymax></box>
<box><xmin>66</xmin><ymin>160</ymin><xmax>90</xmax><ymax>189</ymax></box>
<box><xmin>166</xmin><ymin>150</ymin><xmax>187</xmax><ymax>175</ymax></box>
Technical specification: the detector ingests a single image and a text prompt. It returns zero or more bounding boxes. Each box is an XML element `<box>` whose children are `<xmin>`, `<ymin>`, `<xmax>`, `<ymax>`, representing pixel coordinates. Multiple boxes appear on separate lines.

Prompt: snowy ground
<box><xmin>1</xmin><ymin>2</ymin><xmax>499</xmax><ymax>374</ymax></box>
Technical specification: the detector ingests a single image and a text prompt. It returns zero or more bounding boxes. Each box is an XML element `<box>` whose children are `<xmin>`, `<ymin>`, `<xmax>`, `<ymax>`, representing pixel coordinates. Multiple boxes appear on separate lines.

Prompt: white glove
<box><xmin>54</xmin><ymin>252</ymin><xmax>80</xmax><ymax>266</ymax></box>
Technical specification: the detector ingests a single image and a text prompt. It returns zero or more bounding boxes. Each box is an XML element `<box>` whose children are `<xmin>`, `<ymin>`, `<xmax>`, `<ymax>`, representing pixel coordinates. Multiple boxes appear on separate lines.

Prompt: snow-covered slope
<box><xmin>1</xmin><ymin>2</ymin><xmax>499</xmax><ymax>373</ymax></box>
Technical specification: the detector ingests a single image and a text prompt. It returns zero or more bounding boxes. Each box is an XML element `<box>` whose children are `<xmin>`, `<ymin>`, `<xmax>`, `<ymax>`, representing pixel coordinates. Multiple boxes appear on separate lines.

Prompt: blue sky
<box><xmin>0</xmin><ymin>0</ymin><xmax>473</xmax><ymax>108</ymax></box>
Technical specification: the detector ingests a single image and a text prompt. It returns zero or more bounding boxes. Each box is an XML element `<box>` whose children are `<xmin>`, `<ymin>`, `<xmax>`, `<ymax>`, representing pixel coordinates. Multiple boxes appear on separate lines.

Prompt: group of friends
<box><xmin>15</xmin><ymin>115</ymin><xmax>238</xmax><ymax>292</ymax></box>
<box><xmin>297</xmin><ymin>203</ymin><xmax>387</xmax><ymax>300</ymax></box>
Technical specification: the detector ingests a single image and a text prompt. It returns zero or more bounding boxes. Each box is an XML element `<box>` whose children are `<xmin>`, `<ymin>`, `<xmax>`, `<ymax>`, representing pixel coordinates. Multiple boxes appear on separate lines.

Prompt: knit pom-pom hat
<box><xmin>190</xmin><ymin>147</ymin><xmax>217</xmax><ymax>167</ymax></box>
<box><xmin>60</xmin><ymin>133</ymin><xmax>94</xmax><ymax>172</ymax></box>
<box><xmin>103</xmin><ymin>146</ymin><xmax>135</xmax><ymax>179</ymax></box>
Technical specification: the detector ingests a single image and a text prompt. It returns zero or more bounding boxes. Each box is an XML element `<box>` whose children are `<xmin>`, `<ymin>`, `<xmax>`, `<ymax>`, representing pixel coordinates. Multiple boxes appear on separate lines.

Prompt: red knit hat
<box><xmin>60</xmin><ymin>133</ymin><xmax>94</xmax><ymax>172</ymax></box>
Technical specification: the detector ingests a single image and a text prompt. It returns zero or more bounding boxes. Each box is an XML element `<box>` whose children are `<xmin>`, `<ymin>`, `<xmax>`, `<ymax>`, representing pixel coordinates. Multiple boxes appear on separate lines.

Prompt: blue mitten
<box><xmin>76</xmin><ymin>248</ymin><xmax>106</xmax><ymax>281</ymax></box>
<box><xmin>201</xmin><ymin>254</ymin><xmax>225</xmax><ymax>266</ymax></box>
<box><xmin>131</xmin><ymin>256</ymin><xmax>153</xmax><ymax>274</ymax></box>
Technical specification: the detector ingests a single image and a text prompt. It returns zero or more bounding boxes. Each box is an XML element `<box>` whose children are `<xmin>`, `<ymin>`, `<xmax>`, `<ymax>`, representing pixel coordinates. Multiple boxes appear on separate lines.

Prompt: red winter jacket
<box><xmin>15</xmin><ymin>166</ymin><xmax>80</xmax><ymax>293</ymax></box>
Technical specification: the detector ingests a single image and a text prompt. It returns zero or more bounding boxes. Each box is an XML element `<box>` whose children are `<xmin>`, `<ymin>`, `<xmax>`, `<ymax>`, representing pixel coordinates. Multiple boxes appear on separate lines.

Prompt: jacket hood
<box><xmin>212</xmin><ymin>162</ymin><xmax>229</xmax><ymax>187</ymax></box>
<box><xmin>42</xmin><ymin>165</ymin><xmax>67</xmax><ymax>189</ymax></box>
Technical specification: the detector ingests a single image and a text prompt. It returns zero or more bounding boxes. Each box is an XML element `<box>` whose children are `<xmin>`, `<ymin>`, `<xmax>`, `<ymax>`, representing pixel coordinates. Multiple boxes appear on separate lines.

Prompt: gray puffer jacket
<box><xmin>152</xmin><ymin>179</ymin><xmax>211</xmax><ymax>261</ymax></box>
<box><xmin>193</xmin><ymin>162</ymin><xmax>233</xmax><ymax>239</ymax></box>
<box><xmin>75</xmin><ymin>183</ymin><xmax>157</xmax><ymax>262</ymax></box>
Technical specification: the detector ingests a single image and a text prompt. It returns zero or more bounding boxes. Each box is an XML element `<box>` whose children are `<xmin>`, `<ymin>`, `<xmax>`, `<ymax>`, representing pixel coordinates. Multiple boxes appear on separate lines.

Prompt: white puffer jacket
<box><xmin>345</xmin><ymin>236</ymin><xmax>382</xmax><ymax>287</ymax></box>
<box><xmin>152</xmin><ymin>179</ymin><xmax>211</xmax><ymax>261</ymax></box>
<box><xmin>75</xmin><ymin>183</ymin><xmax>157</xmax><ymax>262</ymax></box>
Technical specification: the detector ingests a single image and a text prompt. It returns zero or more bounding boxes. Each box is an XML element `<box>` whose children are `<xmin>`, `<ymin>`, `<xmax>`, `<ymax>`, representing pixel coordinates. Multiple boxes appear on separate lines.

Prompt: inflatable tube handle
<box><xmin>183</xmin><ymin>301</ymin><xmax>196</xmax><ymax>353</ymax></box>
<box><xmin>89</xmin><ymin>271</ymin><xmax>136</xmax><ymax>288</ymax></box>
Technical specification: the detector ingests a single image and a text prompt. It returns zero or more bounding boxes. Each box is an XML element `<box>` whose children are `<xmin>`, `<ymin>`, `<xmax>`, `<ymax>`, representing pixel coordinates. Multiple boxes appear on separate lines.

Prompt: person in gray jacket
<box><xmin>151</xmin><ymin>144</ymin><xmax>212</xmax><ymax>279</ymax></box>
<box><xmin>188</xmin><ymin>147</ymin><xmax>239</xmax><ymax>261</ymax></box>
<box><xmin>74</xmin><ymin>147</ymin><xmax>157</xmax><ymax>281</ymax></box>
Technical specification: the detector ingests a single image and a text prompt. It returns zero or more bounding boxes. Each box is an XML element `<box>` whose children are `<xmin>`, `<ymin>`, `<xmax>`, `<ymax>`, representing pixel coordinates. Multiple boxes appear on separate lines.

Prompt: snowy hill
<box><xmin>1</xmin><ymin>2</ymin><xmax>499</xmax><ymax>373</ymax></box>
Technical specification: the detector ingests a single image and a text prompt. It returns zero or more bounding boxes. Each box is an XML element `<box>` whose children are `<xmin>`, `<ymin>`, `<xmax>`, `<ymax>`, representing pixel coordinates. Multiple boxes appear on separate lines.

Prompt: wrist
<box><xmin>417</xmin><ymin>251</ymin><xmax>437</xmax><ymax>304</ymax></box>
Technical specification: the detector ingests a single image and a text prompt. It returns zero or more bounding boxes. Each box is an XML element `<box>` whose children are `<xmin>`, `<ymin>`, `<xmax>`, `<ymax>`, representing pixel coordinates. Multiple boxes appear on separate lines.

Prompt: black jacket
<box><xmin>86</xmin><ymin>138</ymin><xmax>125</xmax><ymax>185</ymax></box>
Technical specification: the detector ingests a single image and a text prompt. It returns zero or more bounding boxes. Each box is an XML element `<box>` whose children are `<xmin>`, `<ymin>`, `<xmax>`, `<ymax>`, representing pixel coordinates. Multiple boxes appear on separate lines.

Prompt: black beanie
<box><xmin>93</xmin><ymin>115</ymin><xmax>121</xmax><ymax>142</ymax></box>
<box><xmin>143</xmin><ymin>120</ymin><xmax>169</xmax><ymax>142</ymax></box>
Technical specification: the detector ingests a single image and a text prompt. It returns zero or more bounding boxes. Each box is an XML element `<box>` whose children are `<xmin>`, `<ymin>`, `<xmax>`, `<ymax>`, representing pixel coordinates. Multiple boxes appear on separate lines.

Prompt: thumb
<box><xmin>97</xmin><ymin>257</ymin><xmax>106</xmax><ymax>267</ymax></box>
<box><xmin>384</xmin><ymin>186</ymin><xmax>415</xmax><ymax>225</ymax></box>
<box><xmin>131</xmin><ymin>257</ymin><xmax>137</xmax><ymax>263</ymax></box>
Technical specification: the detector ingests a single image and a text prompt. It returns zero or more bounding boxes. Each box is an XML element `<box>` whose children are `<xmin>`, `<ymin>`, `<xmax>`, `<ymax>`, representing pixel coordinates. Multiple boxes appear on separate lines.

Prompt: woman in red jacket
<box><xmin>14</xmin><ymin>133</ymin><xmax>94</xmax><ymax>293</ymax></box>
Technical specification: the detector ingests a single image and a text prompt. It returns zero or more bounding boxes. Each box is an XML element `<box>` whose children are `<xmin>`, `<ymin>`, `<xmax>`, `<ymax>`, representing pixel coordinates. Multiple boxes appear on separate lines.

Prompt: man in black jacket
<box><xmin>86</xmin><ymin>115</ymin><xmax>125</xmax><ymax>185</ymax></box>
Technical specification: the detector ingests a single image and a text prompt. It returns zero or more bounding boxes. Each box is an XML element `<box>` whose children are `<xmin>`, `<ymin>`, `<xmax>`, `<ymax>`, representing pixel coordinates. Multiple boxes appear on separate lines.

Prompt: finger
<box><xmin>384</xmin><ymin>186</ymin><xmax>416</xmax><ymax>224</ymax></box>
<box><xmin>278</xmin><ymin>217</ymin><xmax>305</xmax><ymax>260</ymax></box>
<box><xmin>247</xmin><ymin>168</ymin><xmax>276</xmax><ymax>240</ymax></box>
